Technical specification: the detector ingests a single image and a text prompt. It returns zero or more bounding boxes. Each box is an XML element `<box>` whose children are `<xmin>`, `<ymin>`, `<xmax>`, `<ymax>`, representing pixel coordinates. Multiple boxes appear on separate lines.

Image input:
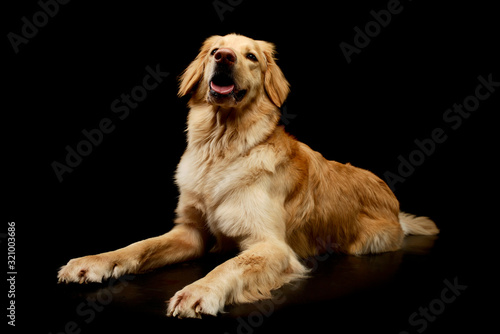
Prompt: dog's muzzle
<box><xmin>209</xmin><ymin>48</ymin><xmax>246</xmax><ymax>102</ymax></box>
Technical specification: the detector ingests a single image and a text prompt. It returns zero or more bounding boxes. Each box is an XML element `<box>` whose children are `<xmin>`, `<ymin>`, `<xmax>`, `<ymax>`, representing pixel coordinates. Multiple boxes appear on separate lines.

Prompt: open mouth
<box><xmin>209</xmin><ymin>72</ymin><xmax>246</xmax><ymax>102</ymax></box>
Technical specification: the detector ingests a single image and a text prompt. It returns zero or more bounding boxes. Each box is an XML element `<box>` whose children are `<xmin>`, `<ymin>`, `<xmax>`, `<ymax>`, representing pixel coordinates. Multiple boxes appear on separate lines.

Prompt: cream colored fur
<box><xmin>58</xmin><ymin>34</ymin><xmax>439</xmax><ymax>318</ymax></box>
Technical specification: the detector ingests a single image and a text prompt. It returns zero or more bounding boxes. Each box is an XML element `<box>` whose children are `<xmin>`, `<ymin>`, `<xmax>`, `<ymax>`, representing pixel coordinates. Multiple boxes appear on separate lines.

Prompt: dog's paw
<box><xmin>58</xmin><ymin>254</ymin><xmax>127</xmax><ymax>284</ymax></box>
<box><xmin>166</xmin><ymin>283</ymin><xmax>224</xmax><ymax>319</ymax></box>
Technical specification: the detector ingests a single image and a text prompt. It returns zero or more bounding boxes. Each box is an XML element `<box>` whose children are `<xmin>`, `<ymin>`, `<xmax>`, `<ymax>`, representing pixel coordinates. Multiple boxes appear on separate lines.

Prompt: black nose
<box><xmin>214</xmin><ymin>48</ymin><xmax>236</xmax><ymax>66</ymax></box>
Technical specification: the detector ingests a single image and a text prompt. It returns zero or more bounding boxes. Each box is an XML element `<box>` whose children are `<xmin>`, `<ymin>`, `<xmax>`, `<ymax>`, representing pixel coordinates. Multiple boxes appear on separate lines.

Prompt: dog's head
<box><xmin>178</xmin><ymin>34</ymin><xmax>290</xmax><ymax>109</ymax></box>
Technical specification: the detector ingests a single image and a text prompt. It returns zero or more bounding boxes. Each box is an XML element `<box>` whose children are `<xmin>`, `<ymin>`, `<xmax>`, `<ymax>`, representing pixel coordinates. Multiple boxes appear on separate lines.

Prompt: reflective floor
<box><xmin>41</xmin><ymin>234</ymin><xmax>488</xmax><ymax>334</ymax></box>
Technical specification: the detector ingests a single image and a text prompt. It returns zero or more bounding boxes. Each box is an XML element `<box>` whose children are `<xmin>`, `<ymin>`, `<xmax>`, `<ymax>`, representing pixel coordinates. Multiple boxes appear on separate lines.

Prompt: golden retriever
<box><xmin>58</xmin><ymin>34</ymin><xmax>439</xmax><ymax>318</ymax></box>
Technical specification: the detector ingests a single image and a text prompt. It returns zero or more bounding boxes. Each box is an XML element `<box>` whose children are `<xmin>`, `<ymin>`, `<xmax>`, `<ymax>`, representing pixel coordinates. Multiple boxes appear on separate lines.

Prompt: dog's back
<box><xmin>262</xmin><ymin>131</ymin><xmax>403</xmax><ymax>257</ymax></box>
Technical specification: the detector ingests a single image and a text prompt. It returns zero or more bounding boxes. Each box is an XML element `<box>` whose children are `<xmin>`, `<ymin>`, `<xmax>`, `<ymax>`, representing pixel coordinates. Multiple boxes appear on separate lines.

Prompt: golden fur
<box><xmin>58</xmin><ymin>34</ymin><xmax>439</xmax><ymax>318</ymax></box>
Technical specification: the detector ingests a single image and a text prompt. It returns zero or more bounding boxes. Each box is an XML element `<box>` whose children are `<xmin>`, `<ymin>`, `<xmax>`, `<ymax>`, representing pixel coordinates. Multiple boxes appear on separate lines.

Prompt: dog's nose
<box><xmin>214</xmin><ymin>48</ymin><xmax>236</xmax><ymax>66</ymax></box>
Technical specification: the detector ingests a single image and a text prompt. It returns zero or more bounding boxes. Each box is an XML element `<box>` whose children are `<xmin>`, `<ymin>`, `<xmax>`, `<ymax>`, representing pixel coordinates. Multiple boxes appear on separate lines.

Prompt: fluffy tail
<box><xmin>399</xmin><ymin>212</ymin><xmax>440</xmax><ymax>236</ymax></box>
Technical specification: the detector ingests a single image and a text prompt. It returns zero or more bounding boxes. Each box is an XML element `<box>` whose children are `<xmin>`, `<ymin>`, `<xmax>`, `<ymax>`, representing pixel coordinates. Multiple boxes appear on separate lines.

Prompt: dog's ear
<box><xmin>259</xmin><ymin>41</ymin><xmax>290</xmax><ymax>108</ymax></box>
<box><xmin>178</xmin><ymin>35</ymin><xmax>220</xmax><ymax>97</ymax></box>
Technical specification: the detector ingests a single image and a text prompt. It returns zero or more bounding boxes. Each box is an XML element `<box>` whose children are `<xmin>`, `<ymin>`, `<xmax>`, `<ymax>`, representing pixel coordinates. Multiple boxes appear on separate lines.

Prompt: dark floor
<box><xmin>38</xmin><ymin>232</ymin><xmax>490</xmax><ymax>334</ymax></box>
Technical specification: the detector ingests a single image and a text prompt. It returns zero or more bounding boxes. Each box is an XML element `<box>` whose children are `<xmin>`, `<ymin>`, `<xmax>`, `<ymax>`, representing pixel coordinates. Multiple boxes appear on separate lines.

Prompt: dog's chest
<box><xmin>177</xmin><ymin>150</ymin><xmax>234</xmax><ymax>198</ymax></box>
<box><xmin>176</xmin><ymin>144</ymin><xmax>275</xmax><ymax>212</ymax></box>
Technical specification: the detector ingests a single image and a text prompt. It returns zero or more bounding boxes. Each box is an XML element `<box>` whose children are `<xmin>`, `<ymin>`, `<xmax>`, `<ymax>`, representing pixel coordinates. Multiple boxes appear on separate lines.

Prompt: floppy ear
<box><xmin>259</xmin><ymin>41</ymin><xmax>290</xmax><ymax>107</ymax></box>
<box><xmin>178</xmin><ymin>35</ymin><xmax>220</xmax><ymax>97</ymax></box>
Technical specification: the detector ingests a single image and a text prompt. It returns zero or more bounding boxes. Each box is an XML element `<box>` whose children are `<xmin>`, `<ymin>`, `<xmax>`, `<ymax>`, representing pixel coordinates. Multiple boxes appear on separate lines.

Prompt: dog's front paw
<box><xmin>166</xmin><ymin>283</ymin><xmax>224</xmax><ymax>319</ymax></box>
<box><xmin>58</xmin><ymin>254</ymin><xmax>127</xmax><ymax>284</ymax></box>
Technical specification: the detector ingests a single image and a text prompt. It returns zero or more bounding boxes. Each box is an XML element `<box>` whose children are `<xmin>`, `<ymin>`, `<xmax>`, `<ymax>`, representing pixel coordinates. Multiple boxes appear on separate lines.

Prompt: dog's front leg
<box><xmin>166</xmin><ymin>240</ymin><xmax>307</xmax><ymax>318</ymax></box>
<box><xmin>58</xmin><ymin>223</ymin><xmax>205</xmax><ymax>283</ymax></box>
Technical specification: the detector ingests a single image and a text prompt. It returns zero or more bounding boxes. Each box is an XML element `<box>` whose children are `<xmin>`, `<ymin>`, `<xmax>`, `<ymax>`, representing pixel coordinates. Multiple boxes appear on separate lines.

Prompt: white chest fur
<box><xmin>175</xmin><ymin>138</ymin><xmax>285</xmax><ymax>240</ymax></box>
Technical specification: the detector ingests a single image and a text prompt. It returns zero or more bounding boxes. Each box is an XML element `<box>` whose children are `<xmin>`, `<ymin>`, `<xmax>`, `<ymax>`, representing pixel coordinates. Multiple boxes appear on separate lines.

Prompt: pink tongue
<box><xmin>210</xmin><ymin>81</ymin><xmax>234</xmax><ymax>95</ymax></box>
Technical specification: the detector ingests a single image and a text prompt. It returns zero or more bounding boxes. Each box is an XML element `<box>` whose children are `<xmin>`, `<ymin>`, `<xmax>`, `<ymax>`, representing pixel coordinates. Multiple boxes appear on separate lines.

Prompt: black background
<box><xmin>4</xmin><ymin>0</ymin><xmax>499</xmax><ymax>333</ymax></box>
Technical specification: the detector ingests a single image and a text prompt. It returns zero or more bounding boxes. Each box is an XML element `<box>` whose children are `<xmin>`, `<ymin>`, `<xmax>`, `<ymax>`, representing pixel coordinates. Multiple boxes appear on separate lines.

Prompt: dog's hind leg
<box><xmin>346</xmin><ymin>215</ymin><xmax>405</xmax><ymax>255</ymax></box>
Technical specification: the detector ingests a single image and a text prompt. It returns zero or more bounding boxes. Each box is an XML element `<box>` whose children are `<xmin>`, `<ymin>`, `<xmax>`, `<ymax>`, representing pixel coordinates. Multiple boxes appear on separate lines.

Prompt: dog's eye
<box><xmin>210</xmin><ymin>48</ymin><xmax>219</xmax><ymax>56</ymax></box>
<box><xmin>246</xmin><ymin>53</ymin><xmax>257</xmax><ymax>61</ymax></box>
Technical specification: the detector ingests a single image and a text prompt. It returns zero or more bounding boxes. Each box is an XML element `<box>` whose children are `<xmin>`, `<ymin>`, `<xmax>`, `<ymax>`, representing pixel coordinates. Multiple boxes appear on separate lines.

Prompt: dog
<box><xmin>58</xmin><ymin>34</ymin><xmax>439</xmax><ymax>318</ymax></box>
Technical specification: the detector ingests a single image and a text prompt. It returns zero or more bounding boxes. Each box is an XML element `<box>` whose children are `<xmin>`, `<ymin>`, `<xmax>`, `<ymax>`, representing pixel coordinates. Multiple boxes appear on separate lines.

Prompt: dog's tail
<box><xmin>399</xmin><ymin>212</ymin><xmax>440</xmax><ymax>236</ymax></box>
